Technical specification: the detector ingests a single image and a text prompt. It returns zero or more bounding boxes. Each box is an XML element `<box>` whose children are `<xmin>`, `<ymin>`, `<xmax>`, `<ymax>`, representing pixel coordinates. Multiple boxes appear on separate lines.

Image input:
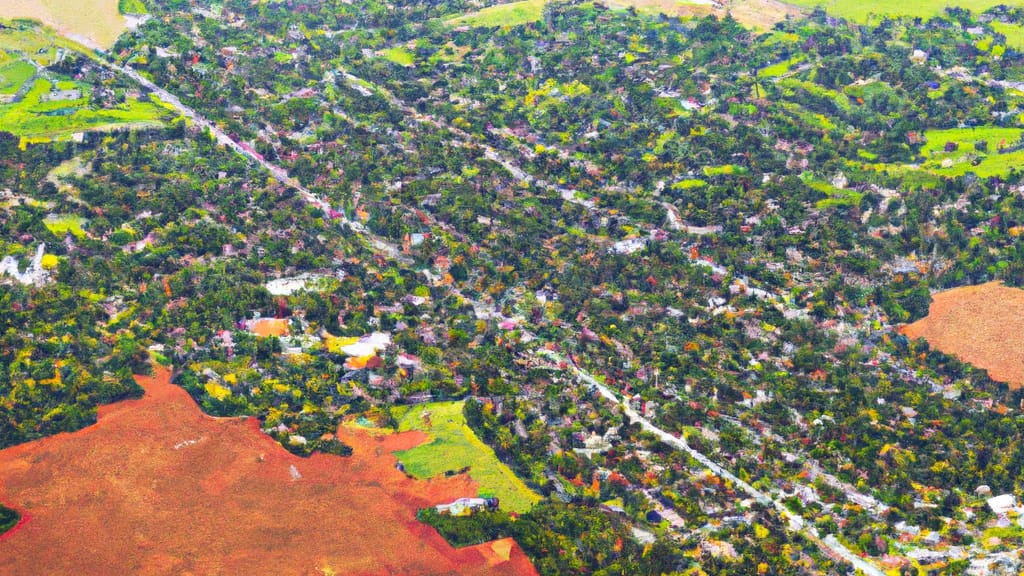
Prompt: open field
<box><xmin>0</xmin><ymin>78</ymin><xmax>169</xmax><ymax>146</ymax></box>
<box><xmin>392</xmin><ymin>401</ymin><xmax>541</xmax><ymax>513</ymax></box>
<box><xmin>43</xmin><ymin>214</ymin><xmax>87</xmax><ymax>238</ymax></box>
<box><xmin>916</xmin><ymin>127</ymin><xmax>1024</xmax><ymax>178</ymax></box>
<box><xmin>381</xmin><ymin>46</ymin><xmax>415</xmax><ymax>67</ymax></box>
<box><xmin>901</xmin><ymin>282</ymin><xmax>1024</xmax><ymax>389</ymax></box>
<box><xmin>0</xmin><ymin>61</ymin><xmax>35</xmax><ymax>95</ymax></box>
<box><xmin>447</xmin><ymin>0</ymin><xmax>546</xmax><ymax>27</ymax></box>
<box><xmin>0</xmin><ymin>0</ymin><xmax>130</xmax><ymax>50</ymax></box>
<box><xmin>991</xmin><ymin>21</ymin><xmax>1024</xmax><ymax>50</ymax></box>
<box><xmin>781</xmin><ymin>0</ymin><xmax>1014</xmax><ymax>23</ymax></box>
<box><xmin>0</xmin><ymin>367</ymin><xmax>537</xmax><ymax>576</ymax></box>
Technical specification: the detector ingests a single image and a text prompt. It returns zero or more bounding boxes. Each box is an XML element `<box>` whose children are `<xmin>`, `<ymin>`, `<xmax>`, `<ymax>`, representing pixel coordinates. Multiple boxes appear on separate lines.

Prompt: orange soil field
<box><xmin>250</xmin><ymin>317</ymin><xmax>290</xmax><ymax>337</ymax></box>
<box><xmin>901</xmin><ymin>281</ymin><xmax>1024</xmax><ymax>389</ymax></box>
<box><xmin>0</xmin><ymin>367</ymin><xmax>537</xmax><ymax>576</ymax></box>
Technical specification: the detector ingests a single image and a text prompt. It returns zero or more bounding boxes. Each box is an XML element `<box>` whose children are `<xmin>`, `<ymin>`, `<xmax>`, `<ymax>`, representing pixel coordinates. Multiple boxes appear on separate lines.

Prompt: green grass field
<box><xmin>758</xmin><ymin>55</ymin><xmax>804</xmax><ymax>78</ymax></box>
<box><xmin>118</xmin><ymin>0</ymin><xmax>148</xmax><ymax>15</ymax></box>
<box><xmin>782</xmin><ymin>0</ymin><xmax>1014</xmax><ymax>23</ymax></box>
<box><xmin>392</xmin><ymin>402</ymin><xmax>540</xmax><ymax>513</ymax></box>
<box><xmin>0</xmin><ymin>78</ymin><xmax>168</xmax><ymax>146</ymax></box>
<box><xmin>991</xmin><ymin>21</ymin><xmax>1024</xmax><ymax>50</ymax></box>
<box><xmin>381</xmin><ymin>47</ymin><xmax>415</xmax><ymax>67</ymax></box>
<box><xmin>446</xmin><ymin>0</ymin><xmax>545</xmax><ymax>28</ymax></box>
<box><xmin>915</xmin><ymin>126</ymin><xmax>1024</xmax><ymax>178</ymax></box>
<box><xmin>0</xmin><ymin>60</ymin><xmax>35</xmax><ymax>95</ymax></box>
<box><xmin>43</xmin><ymin>214</ymin><xmax>87</xmax><ymax>238</ymax></box>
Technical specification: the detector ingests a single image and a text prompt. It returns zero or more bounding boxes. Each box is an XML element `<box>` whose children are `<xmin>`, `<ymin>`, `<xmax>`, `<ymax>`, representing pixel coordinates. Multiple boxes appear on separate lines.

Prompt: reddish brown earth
<box><xmin>901</xmin><ymin>281</ymin><xmax>1024</xmax><ymax>389</ymax></box>
<box><xmin>0</xmin><ymin>367</ymin><xmax>538</xmax><ymax>576</ymax></box>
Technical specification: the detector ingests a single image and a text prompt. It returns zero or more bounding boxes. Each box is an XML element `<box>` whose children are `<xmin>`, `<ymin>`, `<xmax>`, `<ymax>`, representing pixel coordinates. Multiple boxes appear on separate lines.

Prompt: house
<box><xmin>435</xmin><ymin>497</ymin><xmax>499</xmax><ymax>516</ymax></box>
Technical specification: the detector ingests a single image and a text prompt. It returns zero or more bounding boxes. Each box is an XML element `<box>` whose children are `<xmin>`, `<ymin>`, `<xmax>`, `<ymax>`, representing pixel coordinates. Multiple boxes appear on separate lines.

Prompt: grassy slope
<box><xmin>446</xmin><ymin>0</ymin><xmax>546</xmax><ymax>27</ymax></box>
<box><xmin>991</xmin><ymin>21</ymin><xmax>1024</xmax><ymax>50</ymax></box>
<box><xmin>381</xmin><ymin>46</ymin><xmax>415</xmax><ymax>67</ymax></box>
<box><xmin>392</xmin><ymin>402</ymin><xmax>540</xmax><ymax>513</ymax></box>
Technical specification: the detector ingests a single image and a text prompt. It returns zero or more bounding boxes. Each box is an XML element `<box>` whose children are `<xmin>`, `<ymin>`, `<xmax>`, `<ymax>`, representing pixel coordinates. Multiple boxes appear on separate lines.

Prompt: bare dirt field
<box><xmin>901</xmin><ymin>281</ymin><xmax>1024</xmax><ymax>389</ymax></box>
<box><xmin>604</xmin><ymin>0</ymin><xmax>804</xmax><ymax>29</ymax></box>
<box><xmin>0</xmin><ymin>0</ymin><xmax>127</xmax><ymax>49</ymax></box>
<box><xmin>0</xmin><ymin>367</ymin><xmax>537</xmax><ymax>576</ymax></box>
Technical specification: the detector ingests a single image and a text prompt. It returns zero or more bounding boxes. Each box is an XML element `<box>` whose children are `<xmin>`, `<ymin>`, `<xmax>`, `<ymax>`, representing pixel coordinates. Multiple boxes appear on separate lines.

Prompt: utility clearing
<box><xmin>0</xmin><ymin>368</ymin><xmax>537</xmax><ymax>576</ymax></box>
<box><xmin>901</xmin><ymin>282</ymin><xmax>1024</xmax><ymax>389</ymax></box>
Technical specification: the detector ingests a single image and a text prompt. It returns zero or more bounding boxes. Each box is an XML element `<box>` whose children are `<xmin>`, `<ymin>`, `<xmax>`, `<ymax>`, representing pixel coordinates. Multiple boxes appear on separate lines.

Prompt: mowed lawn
<box><xmin>782</xmin><ymin>0</ymin><xmax>1014</xmax><ymax>23</ymax></box>
<box><xmin>392</xmin><ymin>401</ymin><xmax>540</xmax><ymax>513</ymax></box>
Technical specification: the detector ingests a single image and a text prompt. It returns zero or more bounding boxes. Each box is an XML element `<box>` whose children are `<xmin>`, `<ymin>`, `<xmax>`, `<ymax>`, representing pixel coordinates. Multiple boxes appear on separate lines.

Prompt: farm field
<box><xmin>0</xmin><ymin>78</ymin><xmax>169</xmax><ymax>147</ymax></box>
<box><xmin>0</xmin><ymin>0</ymin><xmax>131</xmax><ymax>49</ymax></box>
<box><xmin>781</xmin><ymin>0</ymin><xmax>1014</xmax><ymax>23</ymax></box>
<box><xmin>901</xmin><ymin>282</ymin><xmax>1024</xmax><ymax>389</ymax></box>
<box><xmin>0</xmin><ymin>367</ymin><xmax>537</xmax><ymax>576</ymax></box>
<box><xmin>392</xmin><ymin>401</ymin><xmax>541</xmax><ymax>513</ymax></box>
<box><xmin>915</xmin><ymin>126</ymin><xmax>1024</xmax><ymax>178</ymax></box>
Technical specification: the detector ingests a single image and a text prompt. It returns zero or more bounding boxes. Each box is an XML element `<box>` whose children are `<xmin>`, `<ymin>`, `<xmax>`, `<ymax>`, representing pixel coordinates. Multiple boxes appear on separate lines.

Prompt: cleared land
<box><xmin>0</xmin><ymin>368</ymin><xmax>537</xmax><ymax>576</ymax></box>
<box><xmin>901</xmin><ymin>282</ymin><xmax>1024</xmax><ymax>389</ymax></box>
<box><xmin>392</xmin><ymin>401</ymin><xmax>541</xmax><ymax>513</ymax></box>
<box><xmin>781</xmin><ymin>0</ymin><xmax>1014</xmax><ymax>23</ymax></box>
<box><xmin>0</xmin><ymin>1</ymin><xmax>130</xmax><ymax>50</ymax></box>
<box><xmin>447</xmin><ymin>0</ymin><xmax>546</xmax><ymax>27</ymax></box>
<box><xmin>917</xmin><ymin>127</ymin><xmax>1024</xmax><ymax>178</ymax></box>
<box><xmin>0</xmin><ymin>78</ymin><xmax>169</xmax><ymax>146</ymax></box>
<box><xmin>381</xmin><ymin>47</ymin><xmax>415</xmax><ymax>67</ymax></box>
<box><xmin>43</xmin><ymin>214</ymin><xmax>88</xmax><ymax>238</ymax></box>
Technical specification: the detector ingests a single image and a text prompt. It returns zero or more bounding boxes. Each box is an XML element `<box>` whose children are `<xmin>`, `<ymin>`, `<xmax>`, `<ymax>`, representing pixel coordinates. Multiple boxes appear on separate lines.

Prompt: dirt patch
<box><xmin>603</xmin><ymin>0</ymin><xmax>804</xmax><ymax>30</ymax></box>
<box><xmin>0</xmin><ymin>0</ymin><xmax>128</xmax><ymax>50</ymax></box>
<box><xmin>250</xmin><ymin>317</ymin><xmax>290</xmax><ymax>337</ymax></box>
<box><xmin>901</xmin><ymin>281</ymin><xmax>1024</xmax><ymax>388</ymax></box>
<box><xmin>0</xmin><ymin>367</ymin><xmax>537</xmax><ymax>576</ymax></box>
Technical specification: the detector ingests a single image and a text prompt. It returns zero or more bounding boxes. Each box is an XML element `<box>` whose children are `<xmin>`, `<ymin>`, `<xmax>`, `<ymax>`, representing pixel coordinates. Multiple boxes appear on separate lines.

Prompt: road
<box><xmin>104</xmin><ymin>52</ymin><xmax>883</xmax><ymax>576</ymax></box>
<box><xmin>538</xmin><ymin>349</ymin><xmax>885</xmax><ymax>576</ymax></box>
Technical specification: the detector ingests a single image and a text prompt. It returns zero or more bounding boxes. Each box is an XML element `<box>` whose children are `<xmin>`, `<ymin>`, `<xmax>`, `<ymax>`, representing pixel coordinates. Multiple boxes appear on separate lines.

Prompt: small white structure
<box><xmin>987</xmin><ymin>494</ymin><xmax>1016</xmax><ymax>515</ymax></box>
